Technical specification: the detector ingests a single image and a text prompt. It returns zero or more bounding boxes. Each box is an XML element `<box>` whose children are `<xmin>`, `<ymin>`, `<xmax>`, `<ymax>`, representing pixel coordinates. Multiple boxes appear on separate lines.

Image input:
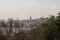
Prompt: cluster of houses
<box><xmin>0</xmin><ymin>17</ymin><xmax>48</xmax><ymax>35</ymax></box>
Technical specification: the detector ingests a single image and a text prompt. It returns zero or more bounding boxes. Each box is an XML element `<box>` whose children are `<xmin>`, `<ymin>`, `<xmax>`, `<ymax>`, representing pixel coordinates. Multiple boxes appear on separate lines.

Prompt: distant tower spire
<box><xmin>30</xmin><ymin>16</ymin><xmax>32</xmax><ymax>20</ymax></box>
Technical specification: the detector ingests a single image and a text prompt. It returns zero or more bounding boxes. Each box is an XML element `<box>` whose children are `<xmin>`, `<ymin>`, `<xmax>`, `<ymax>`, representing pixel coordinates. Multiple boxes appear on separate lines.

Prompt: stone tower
<box><xmin>30</xmin><ymin>16</ymin><xmax>32</xmax><ymax>20</ymax></box>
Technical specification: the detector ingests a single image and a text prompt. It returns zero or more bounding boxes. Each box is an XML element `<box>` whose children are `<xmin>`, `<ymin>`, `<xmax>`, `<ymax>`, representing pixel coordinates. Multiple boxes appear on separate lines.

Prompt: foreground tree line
<box><xmin>0</xmin><ymin>13</ymin><xmax>60</xmax><ymax>40</ymax></box>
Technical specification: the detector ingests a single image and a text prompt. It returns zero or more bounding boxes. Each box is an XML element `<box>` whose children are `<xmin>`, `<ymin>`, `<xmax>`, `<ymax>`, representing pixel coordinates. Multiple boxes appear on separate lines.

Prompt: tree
<box><xmin>14</xmin><ymin>19</ymin><xmax>20</xmax><ymax>33</ymax></box>
<box><xmin>7</xmin><ymin>18</ymin><xmax>14</xmax><ymax>40</ymax></box>
<box><xmin>0</xmin><ymin>29</ymin><xmax>8</xmax><ymax>40</ymax></box>
<box><xmin>0</xmin><ymin>20</ymin><xmax>6</xmax><ymax>27</ymax></box>
<box><xmin>42</xmin><ymin>13</ymin><xmax>60</xmax><ymax>40</ymax></box>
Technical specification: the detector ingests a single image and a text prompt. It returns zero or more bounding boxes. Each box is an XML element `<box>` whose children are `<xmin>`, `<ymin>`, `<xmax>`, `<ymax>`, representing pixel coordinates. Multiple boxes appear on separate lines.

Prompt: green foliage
<box><xmin>43</xmin><ymin>13</ymin><xmax>60</xmax><ymax>40</ymax></box>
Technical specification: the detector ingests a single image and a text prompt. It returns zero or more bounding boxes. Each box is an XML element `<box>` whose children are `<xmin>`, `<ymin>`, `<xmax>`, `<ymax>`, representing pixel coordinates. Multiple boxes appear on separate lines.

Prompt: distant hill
<box><xmin>0</xmin><ymin>17</ymin><xmax>48</xmax><ymax>35</ymax></box>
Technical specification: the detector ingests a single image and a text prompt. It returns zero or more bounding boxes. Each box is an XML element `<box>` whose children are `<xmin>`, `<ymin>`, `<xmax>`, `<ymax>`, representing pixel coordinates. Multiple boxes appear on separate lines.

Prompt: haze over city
<box><xmin>0</xmin><ymin>0</ymin><xmax>60</xmax><ymax>19</ymax></box>
<box><xmin>0</xmin><ymin>0</ymin><xmax>60</xmax><ymax>40</ymax></box>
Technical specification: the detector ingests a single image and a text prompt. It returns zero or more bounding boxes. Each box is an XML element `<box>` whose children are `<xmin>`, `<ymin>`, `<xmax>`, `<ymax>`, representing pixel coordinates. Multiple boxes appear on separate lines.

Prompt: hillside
<box><xmin>0</xmin><ymin>17</ymin><xmax>48</xmax><ymax>35</ymax></box>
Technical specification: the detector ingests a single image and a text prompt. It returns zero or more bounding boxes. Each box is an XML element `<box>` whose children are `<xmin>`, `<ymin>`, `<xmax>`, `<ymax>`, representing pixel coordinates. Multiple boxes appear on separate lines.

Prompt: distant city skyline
<box><xmin>0</xmin><ymin>0</ymin><xmax>60</xmax><ymax>20</ymax></box>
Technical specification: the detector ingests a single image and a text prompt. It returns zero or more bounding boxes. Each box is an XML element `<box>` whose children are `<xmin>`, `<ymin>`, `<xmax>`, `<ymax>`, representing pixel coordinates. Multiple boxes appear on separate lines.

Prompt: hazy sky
<box><xmin>0</xmin><ymin>0</ymin><xmax>60</xmax><ymax>20</ymax></box>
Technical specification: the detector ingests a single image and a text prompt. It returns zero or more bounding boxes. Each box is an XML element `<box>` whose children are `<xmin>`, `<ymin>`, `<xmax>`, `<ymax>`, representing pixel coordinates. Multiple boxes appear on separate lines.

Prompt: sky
<box><xmin>0</xmin><ymin>0</ymin><xmax>60</xmax><ymax>20</ymax></box>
